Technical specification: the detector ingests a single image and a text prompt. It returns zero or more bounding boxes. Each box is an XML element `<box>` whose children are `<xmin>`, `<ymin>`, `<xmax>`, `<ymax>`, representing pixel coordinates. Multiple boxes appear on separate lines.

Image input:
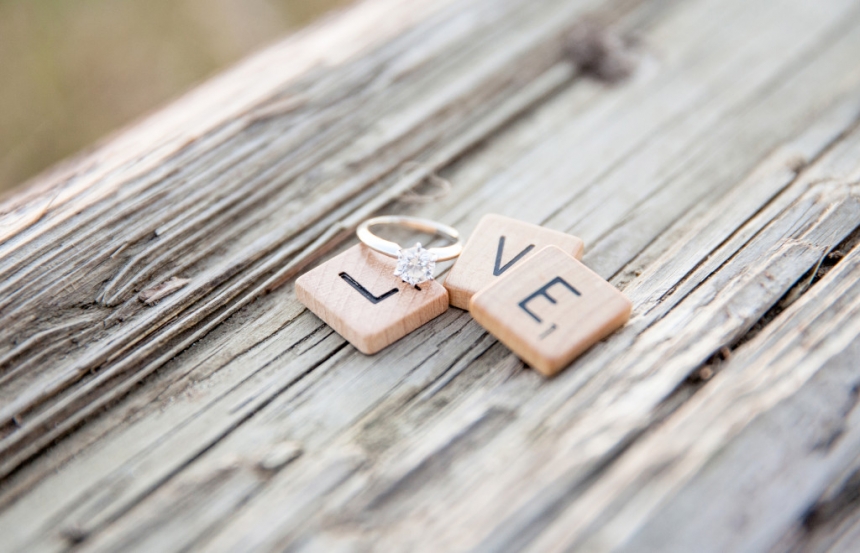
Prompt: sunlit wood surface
<box><xmin>2</xmin><ymin>0</ymin><xmax>860</xmax><ymax>550</ymax></box>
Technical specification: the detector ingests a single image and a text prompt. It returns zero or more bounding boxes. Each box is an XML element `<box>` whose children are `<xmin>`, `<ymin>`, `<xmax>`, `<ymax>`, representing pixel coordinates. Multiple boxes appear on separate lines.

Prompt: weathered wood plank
<box><xmin>0</xmin><ymin>0</ymin><xmax>608</xmax><ymax>479</ymax></box>
<box><xmin>534</xmin><ymin>217</ymin><xmax>860</xmax><ymax>552</ymax></box>
<box><xmin>2</xmin><ymin>0</ymin><xmax>860</xmax><ymax>551</ymax></box>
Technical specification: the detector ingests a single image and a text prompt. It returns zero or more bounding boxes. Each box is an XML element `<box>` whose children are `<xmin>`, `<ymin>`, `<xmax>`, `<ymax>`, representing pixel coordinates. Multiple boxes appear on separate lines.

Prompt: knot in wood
<box><xmin>564</xmin><ymin>20</ymin><xmax>637</xmax><ymax>83</ymax></box>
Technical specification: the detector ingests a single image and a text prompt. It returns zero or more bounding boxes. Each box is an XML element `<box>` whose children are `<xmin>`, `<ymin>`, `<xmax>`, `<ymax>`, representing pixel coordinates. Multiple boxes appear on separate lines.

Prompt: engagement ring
<box><xmin>356</xmin><ymin>216</ymin><xmax>463</xmax><ymax>286</ymax></box>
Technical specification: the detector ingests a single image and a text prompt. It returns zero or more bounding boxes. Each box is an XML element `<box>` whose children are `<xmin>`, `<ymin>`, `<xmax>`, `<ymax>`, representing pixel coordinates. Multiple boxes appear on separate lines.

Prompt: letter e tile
<box><xmin>444</xmin><ymin>214</ymin><xmax>584</xmax><ymax>309</ymax></box>
<box><xmin>470</xmin><ymin>246</ymin><xmax>631</xmax><ymax>376</ymax></box>
<box><xmin>296</xmin><ymin>244</ymin><xmax>449</xmax><ymax>354</ymax></box>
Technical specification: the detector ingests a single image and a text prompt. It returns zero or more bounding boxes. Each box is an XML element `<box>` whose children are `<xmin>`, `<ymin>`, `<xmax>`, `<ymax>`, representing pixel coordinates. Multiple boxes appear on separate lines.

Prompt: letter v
<box><xmin>493</xmin><ymin>236</ymin><xmax>535</xmax><ymax>276</ymax></box>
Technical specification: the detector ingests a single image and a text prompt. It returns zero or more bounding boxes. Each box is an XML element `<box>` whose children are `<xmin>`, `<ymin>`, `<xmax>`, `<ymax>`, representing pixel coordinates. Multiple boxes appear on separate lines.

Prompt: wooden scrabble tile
<box><xmin>444</xmin><ymin>214</ymin><xmax>584</xmax><ymax>309</ymax></box>
<box><xmin>470</xmin><ymin>245</ymin><xmax>631</xmax><ymax>376</ymax></box>
<box><xmin>296</xmin><ymin>244</ymin><xmax>449</xmax><ymax>354</ymax></box>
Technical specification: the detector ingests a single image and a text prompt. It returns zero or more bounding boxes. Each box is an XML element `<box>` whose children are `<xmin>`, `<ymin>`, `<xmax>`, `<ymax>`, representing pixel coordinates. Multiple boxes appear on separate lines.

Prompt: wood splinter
<box><xmin>138</xmin><ymin>276</ymin><xmax>191</xmax><ymax>306</ymax></box>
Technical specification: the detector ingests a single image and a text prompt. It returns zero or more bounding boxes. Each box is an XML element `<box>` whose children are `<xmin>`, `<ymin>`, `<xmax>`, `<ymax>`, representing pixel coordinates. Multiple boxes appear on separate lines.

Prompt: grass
<box><xmin>0</xmin><ymin>0</ymin><xmax>347</xmax><ymax>195</ymax></box>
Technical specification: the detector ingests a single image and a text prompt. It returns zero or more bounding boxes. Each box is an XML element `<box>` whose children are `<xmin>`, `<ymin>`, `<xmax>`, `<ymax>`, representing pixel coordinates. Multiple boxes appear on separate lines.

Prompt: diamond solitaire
<box><xmin>394</xmin><ymin>243</ymin><xmax>438</xmax><ymax>286</ymax></box>
<box><xmin>356</xmin><ymin>216</ymin><xmax>462</xmax><ymax>285</ymax></box>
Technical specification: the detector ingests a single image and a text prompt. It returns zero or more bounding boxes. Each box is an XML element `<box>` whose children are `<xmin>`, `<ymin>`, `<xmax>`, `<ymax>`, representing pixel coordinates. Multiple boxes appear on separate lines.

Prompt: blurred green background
<box><xmin>0</xmin><ymin>0</ymin><xmax>348</xmax><ymax>195</ymax></box>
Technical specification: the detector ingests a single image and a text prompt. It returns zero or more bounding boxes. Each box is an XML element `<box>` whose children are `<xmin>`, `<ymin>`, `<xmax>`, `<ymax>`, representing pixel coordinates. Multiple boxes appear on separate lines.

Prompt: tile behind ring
<box><xmin>444</xmin><ymin>214</ymin><xmax>584</xmax><ymax>310</ymax></box>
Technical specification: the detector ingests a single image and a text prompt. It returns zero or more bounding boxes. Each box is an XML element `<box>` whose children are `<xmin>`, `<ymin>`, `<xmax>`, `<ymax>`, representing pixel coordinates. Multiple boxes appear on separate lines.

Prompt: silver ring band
<box><xmin>356</xmin><ymin>216</ymin><xmax>462</xmax><ymax>261</ymax></box>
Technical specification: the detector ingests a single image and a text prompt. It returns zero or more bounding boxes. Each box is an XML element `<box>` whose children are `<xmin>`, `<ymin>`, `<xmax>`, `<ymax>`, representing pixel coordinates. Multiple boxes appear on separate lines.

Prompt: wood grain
<box><xmin>2</xmin><ymin>0</ymin><xmax>860</xmax><ymax>551</ymax></box>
